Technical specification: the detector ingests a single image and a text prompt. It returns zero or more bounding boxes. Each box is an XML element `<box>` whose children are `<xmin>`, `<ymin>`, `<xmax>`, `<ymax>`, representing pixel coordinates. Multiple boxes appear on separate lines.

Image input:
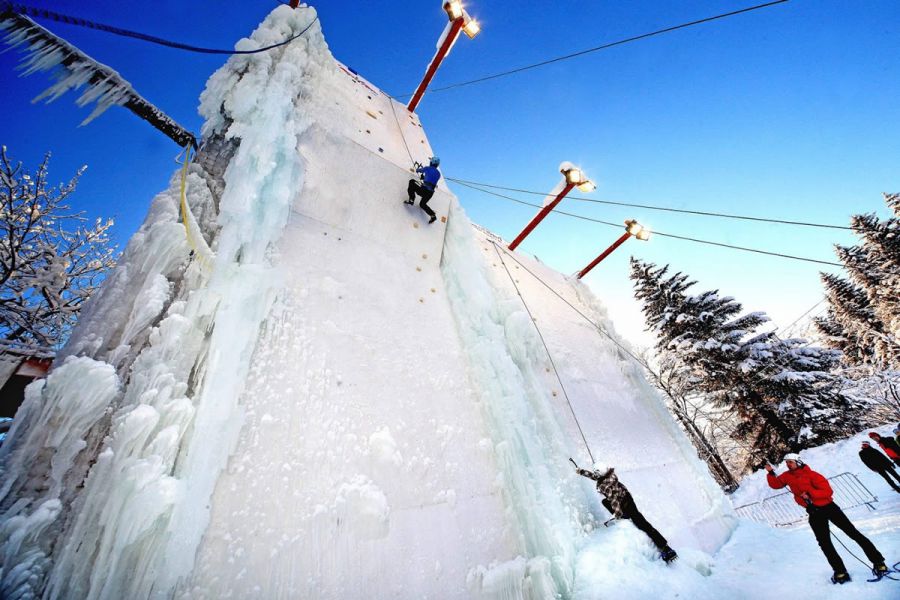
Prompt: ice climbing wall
<box><xmin>0</xmin><ymin>6</ymin><xmax>734</xmax><ymax>600</ymax></box>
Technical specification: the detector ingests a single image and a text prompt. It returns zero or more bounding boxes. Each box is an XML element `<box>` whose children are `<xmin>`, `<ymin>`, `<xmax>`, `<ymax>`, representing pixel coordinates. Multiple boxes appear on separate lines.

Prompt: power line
<box><xmin>452</xmin><ymin>179</ymin><xmax>844</xmax><ymax>267</ymax></box>
<box><xmin>448</xmin><ymin>178</ymin><xmax>854</xmax><ymax>231</ymax></box>
<box><xmin>2</xmin><ymin>2</ymin><xmax>319</xmax><ymax>55</ymax></box>
<box><xmin>403</xmin><ymin>0</ymin><xmax>790</xmax><ymax>97</ymax></box>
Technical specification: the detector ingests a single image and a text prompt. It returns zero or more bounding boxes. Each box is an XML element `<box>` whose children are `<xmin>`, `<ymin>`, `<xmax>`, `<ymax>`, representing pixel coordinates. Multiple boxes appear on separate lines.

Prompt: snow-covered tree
<box><xmin>631</xmin><ymin>258</ymin><xmax>861</xmax><ymax>469</ymax></box>
<box><xmin>0</xmin><ymin>147</ymin><xmax>117</xmax><ymax>348</ymax></box>
<box><xmin>815</xmin><ymin>193</ymin><xmax>900</xmax><ymax>370</ymax></box>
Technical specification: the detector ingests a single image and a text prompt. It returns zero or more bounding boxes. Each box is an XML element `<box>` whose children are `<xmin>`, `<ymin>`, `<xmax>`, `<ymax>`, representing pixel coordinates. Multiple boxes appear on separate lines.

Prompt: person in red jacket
<box><xmin>766</xmin><ymin>452</ymin><xmax>888</xmax><ymax>584</ymax></box>
<box><xmin>869</xmin><ymin>431</ymin><xmax>900</xmax><ymax>467</ymax></box>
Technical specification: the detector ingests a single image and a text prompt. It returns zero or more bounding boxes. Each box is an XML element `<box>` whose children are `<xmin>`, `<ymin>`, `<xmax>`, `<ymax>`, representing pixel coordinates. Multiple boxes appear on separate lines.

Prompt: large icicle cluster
<box><xmin>0</xmin><ymin>6</ymin><xmax>326</xmax><ymax>598</ymax></box>
<box><xmin>442</xmin><ymin>202</ymin><xmax>588</xmax><ymax>598</ymax></box>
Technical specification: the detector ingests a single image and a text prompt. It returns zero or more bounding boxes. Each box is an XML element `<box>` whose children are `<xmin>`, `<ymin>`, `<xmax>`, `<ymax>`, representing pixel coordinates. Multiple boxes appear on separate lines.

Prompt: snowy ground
<box><xmin>572</xmin><ymin>428</ymin><xmax>900</xmax><ymax>599</ymax></box>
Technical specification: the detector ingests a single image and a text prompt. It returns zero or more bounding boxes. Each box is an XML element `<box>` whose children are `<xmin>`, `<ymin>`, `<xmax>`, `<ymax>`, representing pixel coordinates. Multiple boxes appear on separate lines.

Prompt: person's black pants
<box><xmin>807</xmin><ymin>502</ymin><xmax>884</xmax><ymax>573</ymax></box>
<box><xmin>602</xmin><ymin>497</ymin><xmax>669</xmax><ymax>551</ymax></box>
<box><xmin>408</xmin><ymin>180</ymin><xmax>436</xmax><ymax>219</ymax></box>
<box><xmin>875</xmin><ymin>467</ymin><xmax>900</xmax><ymax>491</ymax></box>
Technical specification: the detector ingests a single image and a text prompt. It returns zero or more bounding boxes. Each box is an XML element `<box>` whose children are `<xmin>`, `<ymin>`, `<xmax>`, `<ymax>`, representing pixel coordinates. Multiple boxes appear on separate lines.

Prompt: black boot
<box><xmin>831</xmin><ymin>572</ymin><xmax>851</xmax><ymax>584</ymax></box>
<box><xmin>660</xmin><ymin>547</ymin><xmax>677</xmax><ymax>563</ymax></box>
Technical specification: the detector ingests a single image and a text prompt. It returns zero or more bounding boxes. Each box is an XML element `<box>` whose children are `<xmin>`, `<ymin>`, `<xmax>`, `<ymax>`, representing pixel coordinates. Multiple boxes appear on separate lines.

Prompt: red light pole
<box><xmin>577</xmin><ymin>220</ymin><xmax>650</xmax><ymax>279</ymax></box>
<box><xmin>407</xmin><ymin>1</ymin><xmax>480</xmax><ymax>113</ymax></box>
<box><xmin>508</xmin><ymin>165</ymin><xmax>595</xmax><ymax>251</ymax></box>
<box><xmin>289</xmin><ymin>0</ymin><xmax>300</xmax><ymax>7</ymax></box>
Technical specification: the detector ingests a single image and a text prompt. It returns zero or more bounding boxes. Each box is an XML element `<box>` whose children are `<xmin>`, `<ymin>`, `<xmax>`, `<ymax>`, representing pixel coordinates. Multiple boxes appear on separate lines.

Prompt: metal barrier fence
<box><xmin>734</xmin><ymin>472</ymin><xmax>879</xmax><ymax>527</ymax></box>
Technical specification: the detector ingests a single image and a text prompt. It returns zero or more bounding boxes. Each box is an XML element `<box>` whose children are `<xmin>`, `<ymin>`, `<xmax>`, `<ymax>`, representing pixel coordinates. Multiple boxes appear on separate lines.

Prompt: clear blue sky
<box><xmin>2</xmin><ymin>0</ymin><xmax>898</xmax><ymax>345</ymax></box>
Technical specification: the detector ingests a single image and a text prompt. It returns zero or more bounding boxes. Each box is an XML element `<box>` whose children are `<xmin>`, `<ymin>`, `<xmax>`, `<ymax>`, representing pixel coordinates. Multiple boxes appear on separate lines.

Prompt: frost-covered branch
<box><xmin>0</xmin><ymin>146</ymin><xmax>117</xmax><ymax>347</ymax></box>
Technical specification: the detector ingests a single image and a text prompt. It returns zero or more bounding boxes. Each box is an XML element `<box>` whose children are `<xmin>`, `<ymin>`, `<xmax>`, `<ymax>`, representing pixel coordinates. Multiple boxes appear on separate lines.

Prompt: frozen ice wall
<box><xmin>0</xmin><ymin>5</ymin><xmax>733</xmax><ymax>599</ymax></box>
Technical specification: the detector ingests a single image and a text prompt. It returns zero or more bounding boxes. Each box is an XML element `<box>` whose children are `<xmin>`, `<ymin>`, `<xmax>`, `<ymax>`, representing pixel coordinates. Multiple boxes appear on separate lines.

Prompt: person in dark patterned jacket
<box><xmin>575</xmin><ymin>463</ymin><xmax>677</xmax><ymax>562</ymax></box>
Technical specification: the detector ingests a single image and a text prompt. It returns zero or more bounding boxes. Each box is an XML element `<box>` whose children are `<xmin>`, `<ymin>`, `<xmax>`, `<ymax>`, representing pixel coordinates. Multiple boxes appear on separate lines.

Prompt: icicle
<box><xmin>0</xmin><ymin>9</ymin><xmax>196</xmax><ymax>147</ymax></box>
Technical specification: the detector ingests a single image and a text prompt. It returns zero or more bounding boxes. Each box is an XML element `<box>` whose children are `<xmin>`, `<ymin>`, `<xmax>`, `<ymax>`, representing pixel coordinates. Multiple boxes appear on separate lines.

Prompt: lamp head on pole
<box><xmin>462</xmin><ymin>19</ymin><xmax>481</xmax><ymax>38</ymax></box>
<box><xmin>625</xmin><ymin>219</ymin><xmax>651</xmax><ymax>241</ymax></box>
<box><xmin>444</xmin><ymin>0</ymin><xmax>464</xmax><ymax>20</ymax></box>
<box><xmin>562</xmin><ymin>166</ymin><xmax>595</xmax><ymax>192</ymax></box>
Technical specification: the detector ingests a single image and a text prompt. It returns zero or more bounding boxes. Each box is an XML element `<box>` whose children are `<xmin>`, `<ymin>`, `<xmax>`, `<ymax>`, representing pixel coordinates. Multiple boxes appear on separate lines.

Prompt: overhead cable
<box><xmin>452</xmin><ymin>179</ymin><xmax>843</xmax><ymax>267</ymax></box>
<box><xmin>448</xmin><ymin>178</ymin><xmax>854</xmax><ymax>231</ymax></box>
<box><xmin>404</xmin><ymin>0</ymin><xmax>790</xmax><ymax>97</ymax></box>
<box><xmin>1</xmin><ymin>2</ymin><xmax>318</xmax><ymax>55</ymax></box>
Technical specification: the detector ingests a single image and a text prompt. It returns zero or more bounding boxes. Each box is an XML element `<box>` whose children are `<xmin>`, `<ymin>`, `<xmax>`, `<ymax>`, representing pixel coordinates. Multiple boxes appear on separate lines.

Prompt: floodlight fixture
<box><xmin>463</xmin><ymin>19</ymin><xmax>481</xmax><ymax>39</ymax></box>
<box><xmin>444</xmin><ymin>0</ymin><xmax>464</xmax><ymax>20</ymax></box>
<box><xmin>577</xmin><ymin>219</ymin><xmax>651</xmax><ymax>279</ymax></box>
<box><xmin>408</xmin><ymin>1</ymin><xmax>481</xmax><ymax>112</ymax></box>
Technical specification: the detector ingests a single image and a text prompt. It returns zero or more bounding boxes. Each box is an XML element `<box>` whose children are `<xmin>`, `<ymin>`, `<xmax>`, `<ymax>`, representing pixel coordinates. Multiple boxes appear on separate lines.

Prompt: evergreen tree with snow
<box><xmin>815</xmin><ymin>193</ymin><xmax>900</xmax><ymax>370</ymax></box>
<box><xmin>631</xmin><ymin>259</ymin><xmax>859</xmax><ymax>468</ymax></box>
<box><xmin>815</xmin><ymin>273</ymin><xmax>889</xmax><ymax>367</ymax></box>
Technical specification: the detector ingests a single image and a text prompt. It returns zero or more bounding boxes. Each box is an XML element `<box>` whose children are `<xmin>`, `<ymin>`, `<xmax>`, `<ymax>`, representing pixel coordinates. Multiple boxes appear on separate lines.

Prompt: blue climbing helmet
<box><xmin>429</xmin><ymin>156</ymin><xmax>440</xmax><ymax>167</ymax></box>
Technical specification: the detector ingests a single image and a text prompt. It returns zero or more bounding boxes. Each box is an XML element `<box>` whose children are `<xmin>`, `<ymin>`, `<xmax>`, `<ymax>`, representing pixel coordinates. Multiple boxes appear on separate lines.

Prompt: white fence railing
<box><xmin>733</xmin><ymin>472</ymin><xmax>878</xmax><ymax>527</ymax></box>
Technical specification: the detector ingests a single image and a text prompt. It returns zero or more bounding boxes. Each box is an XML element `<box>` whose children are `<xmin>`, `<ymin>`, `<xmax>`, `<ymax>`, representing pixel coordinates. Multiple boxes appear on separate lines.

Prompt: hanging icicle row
<box><xmin>0</xmin><ymin>7</ymin><xmax>197</xmax><ymax>148</ymax></box>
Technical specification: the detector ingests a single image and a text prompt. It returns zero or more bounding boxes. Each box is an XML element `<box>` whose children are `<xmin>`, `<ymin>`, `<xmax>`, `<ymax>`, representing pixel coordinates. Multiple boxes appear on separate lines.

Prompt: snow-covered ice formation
<box><xmin>0</xmin><ymin>5</ymin><xmax>737</xmax><ymax>599</ymax></box>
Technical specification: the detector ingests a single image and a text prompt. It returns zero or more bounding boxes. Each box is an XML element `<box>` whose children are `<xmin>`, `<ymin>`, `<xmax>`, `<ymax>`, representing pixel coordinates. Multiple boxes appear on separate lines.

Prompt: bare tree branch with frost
<box><xmin>0</xmin><ymin>146</ymin><xmax>116</xmax><ymax>347</ymax></box>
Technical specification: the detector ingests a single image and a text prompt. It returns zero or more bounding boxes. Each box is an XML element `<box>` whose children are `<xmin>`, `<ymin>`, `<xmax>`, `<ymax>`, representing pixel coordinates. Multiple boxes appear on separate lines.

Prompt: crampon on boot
<box><xmin>831</xmin><ymin>572</ymin><xmax>851</xmax><ymax>585</ymax></box>
<box><xmin>660</xmin><ymin>547</ymin><xmax>678</xmax><ymax>564</ymax></box>
<box><xmin>867</xmin><ymin>563</ymin><xmax>898</xmax><ymax>582</ymax></box>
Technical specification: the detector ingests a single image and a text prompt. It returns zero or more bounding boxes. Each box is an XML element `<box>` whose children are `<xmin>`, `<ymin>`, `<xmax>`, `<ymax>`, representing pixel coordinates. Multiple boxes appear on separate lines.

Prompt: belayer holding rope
<box><xmin>405</xmin><ymin>156</ymin><xmax>441</xmax><ymax>224</ymax></box>
<box><xmin>766</xmin><ymin>452</ymin><xmax>891</xmax><ymax>584</ymax></box>
<box><xmin>571</xmin><ymin>458</ymin><xmax>678</xmax><ymax>564</ymax></box>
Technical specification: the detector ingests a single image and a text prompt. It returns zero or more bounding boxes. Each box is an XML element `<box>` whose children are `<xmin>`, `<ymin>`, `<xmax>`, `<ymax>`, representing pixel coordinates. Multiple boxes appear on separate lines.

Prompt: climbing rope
<box><xmin>828</xmin><ymin>530</ymin><xmax>873</xmax><ymax>570</ymax></box>
<box><xmin>177</xmin><ymin>145</ymin><xmax>213</xmax><ymax>271</ymax></box>
<box><xmin>1</xmin><ymin>2</ymin><xmax>318</xmax><ymax>55</ymax></box>
<box><xmin>490</xmin><ymin>240</ymin><xmax>769</xmax><ymax>455</ymax></box>
<box><xmin>490</xmin><ymin>241</ymin><xmax>595</xmax><ymax>463</ymax></box>
<box><xmin>388</xmin><ymin>96</ymin><xmax>415</xmax><ymax>166</ymax></box>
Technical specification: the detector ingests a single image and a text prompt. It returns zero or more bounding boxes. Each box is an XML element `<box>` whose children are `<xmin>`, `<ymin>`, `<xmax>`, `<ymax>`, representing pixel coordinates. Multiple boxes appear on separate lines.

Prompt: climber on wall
<box><xmin>405</xmin><ymin>156</ymin><xmax>441</xmax><ymax>224</ymax></box>
<box><xmin>572</xmin><ymin>459</ymin><xmax>678</xmax><ymax>563</ymax></box>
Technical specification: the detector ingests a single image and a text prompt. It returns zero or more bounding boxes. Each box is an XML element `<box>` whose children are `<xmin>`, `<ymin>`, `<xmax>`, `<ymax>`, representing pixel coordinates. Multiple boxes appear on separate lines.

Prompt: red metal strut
<box><xmin>507</xmin><ymin>182</ymin><xmax>576</xmax><ymax>251</ymax></box>
<box><xmin>407</xmin><ymin>17</ymin><xmax>465</xmax><ymax>113</ymax></box>
<box><xmin>577</xmin><ymin>232</ymin><xmax>632</xmax><ymax>279</ymax></box>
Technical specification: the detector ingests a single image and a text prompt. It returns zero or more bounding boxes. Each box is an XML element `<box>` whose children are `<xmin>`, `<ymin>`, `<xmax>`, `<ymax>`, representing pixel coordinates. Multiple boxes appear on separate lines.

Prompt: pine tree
<box><xmin>816</xmin><ymin>272</ymin><xmax>897</xmax><ymax>368</ymax></box>
<box><xmin>816</xmin><ymin>192</ymin><xmax>900</xmax><ymax>369</ymax></box>
<box><xmin>631</xmin><ymin>258</ymin><xmax>859</xmax><ymax>469</ymax></box>
<box><xmin>813</xmin><ymin>307</ymin><xmax>872</xmax><ymax>366</ymax></box>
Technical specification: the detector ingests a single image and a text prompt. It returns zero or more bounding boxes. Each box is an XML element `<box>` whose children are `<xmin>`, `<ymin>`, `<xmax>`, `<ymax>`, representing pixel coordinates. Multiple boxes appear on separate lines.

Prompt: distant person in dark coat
<box><xmin>575</xmin><ymin>462</ymin><xmax>677</xmax><ymax>563</ymax></box>
<box><xmin>858</xmin><ymin>441</ymin><xmax>900</xmax><ymax>493</ymax></box>
<box><xmin>766</xmin><ymin>452</ymin><xmax>889</xmax><ymax>584</ymax></box>
<box><xmin>869</xmin><ymin>431</ymin><xmax>900</xmax><ymax>467</ymax></box>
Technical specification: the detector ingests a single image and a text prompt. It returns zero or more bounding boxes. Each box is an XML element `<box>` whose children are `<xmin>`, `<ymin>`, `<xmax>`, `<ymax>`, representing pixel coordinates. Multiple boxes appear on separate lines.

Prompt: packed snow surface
<box><xmin>0</xmin><ymin>4</ymin><xmax>897</xmax><ymax>600</ymax></box>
